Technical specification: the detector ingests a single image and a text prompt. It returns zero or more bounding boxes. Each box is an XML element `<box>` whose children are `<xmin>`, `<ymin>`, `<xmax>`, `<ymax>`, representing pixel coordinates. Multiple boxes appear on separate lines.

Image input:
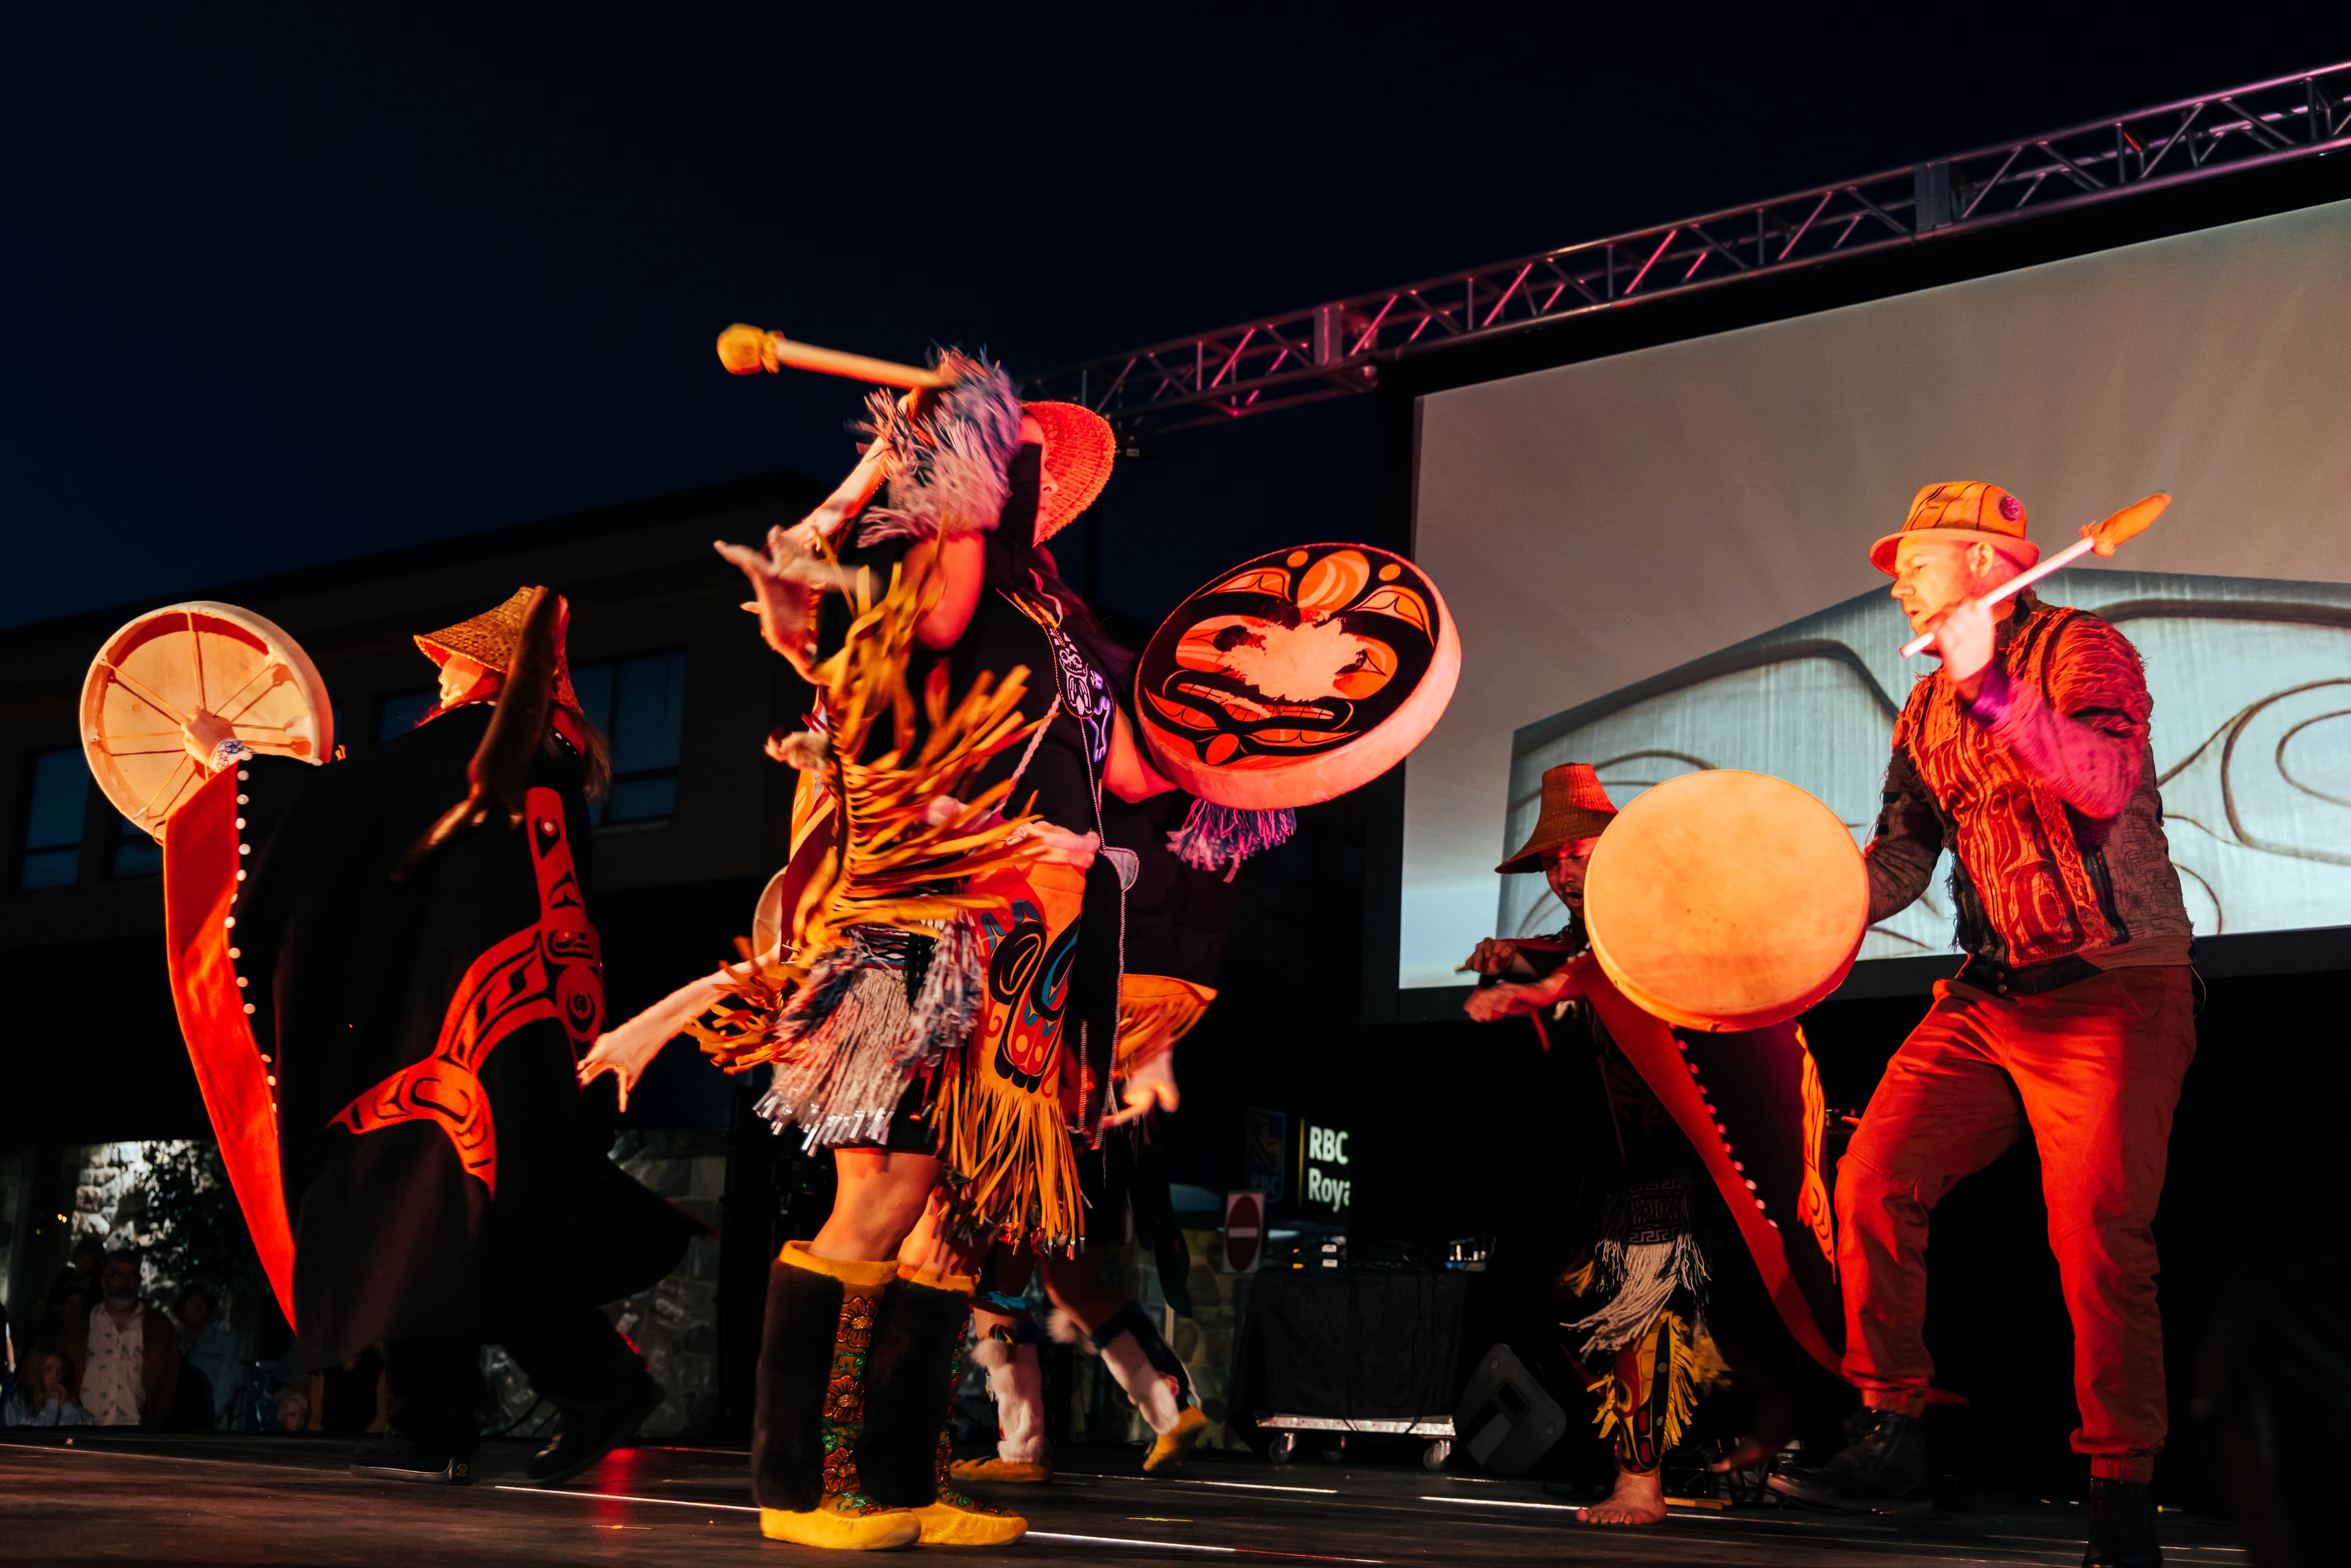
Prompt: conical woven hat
<box><xmin>1025</xmin><ymin>402</ymin><xmax>1116</xmax><ymax>543</ymax></box>
<box><xmin>415</xmin><ymin>586</ymin><xmax>538</xmax><ymax>670</ymax></box>
<box><xmin>413</xmin><ymin>586</ymin><xmax>585</xmax><ymax>721</ymax></box>
<box><xmin>1496</xmin><ymin>762</ymin><xmax>1618</xmax><ymax>874</ymax></box>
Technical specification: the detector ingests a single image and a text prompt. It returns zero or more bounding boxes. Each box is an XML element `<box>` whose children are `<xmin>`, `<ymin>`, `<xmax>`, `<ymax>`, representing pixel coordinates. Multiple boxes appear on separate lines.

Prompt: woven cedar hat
<box><xmin>415</xmin><ymin>586</ymin><xmax>582</xmax><ymax>713</ymax></box>
<box><xmin>1024</xmin><ymin>402</ymin><xmax>1116</xmax><ymax>544</ymax></box>
<box><xmin>1870</xmin><ymin>481</ymin><xmax>2040</xmax><ymax>574</ymax></box>
<box><xmin>1497</xmin><ymin>763</ymin><xmax>1618</xmax><ymax>874</ymax></box>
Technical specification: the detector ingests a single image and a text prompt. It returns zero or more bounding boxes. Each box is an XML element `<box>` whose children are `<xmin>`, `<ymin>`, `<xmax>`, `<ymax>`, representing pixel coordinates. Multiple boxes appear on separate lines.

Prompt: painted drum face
<box><xmin>1136</xmin><ymin>544</ymin><xmax>1461</xmax><ymax>809</ymax></box>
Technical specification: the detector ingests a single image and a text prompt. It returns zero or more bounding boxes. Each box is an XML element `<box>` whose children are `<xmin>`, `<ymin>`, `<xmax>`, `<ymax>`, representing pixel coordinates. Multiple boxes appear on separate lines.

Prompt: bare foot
<box><xmin>1576</xmin><ymin>1467</ymin><xmax>1667</xmax><ymax>1526</ymax></box>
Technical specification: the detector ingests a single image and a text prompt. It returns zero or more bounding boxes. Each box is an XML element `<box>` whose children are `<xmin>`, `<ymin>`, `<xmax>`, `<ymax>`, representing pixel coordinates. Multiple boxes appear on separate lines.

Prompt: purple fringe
<box><xmin>1166</xmin><ymin>798</ymin><xmax>1295</xmax><ymax>874</ymax></box>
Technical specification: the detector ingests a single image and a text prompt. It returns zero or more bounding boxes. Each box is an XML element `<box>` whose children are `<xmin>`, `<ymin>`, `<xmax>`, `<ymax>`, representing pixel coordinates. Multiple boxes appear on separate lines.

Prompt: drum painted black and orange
<box><xmin>1134</xmin><ymin>543</ymin><xmax>1460</xmax><ymax>810</ymax></box>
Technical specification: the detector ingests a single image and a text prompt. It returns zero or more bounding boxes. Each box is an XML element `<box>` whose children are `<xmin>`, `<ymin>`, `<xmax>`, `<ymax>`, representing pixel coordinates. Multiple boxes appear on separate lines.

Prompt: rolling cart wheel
<box><xmin>1267</xmin><ymin>1430</ymin><xmax>1299</xmax><ymax>1464</ymax></box>
<box><xmin>1421</xmin><ymin>1439</ymin><xmax>1452</xmax><ymax>1471</ymax></box>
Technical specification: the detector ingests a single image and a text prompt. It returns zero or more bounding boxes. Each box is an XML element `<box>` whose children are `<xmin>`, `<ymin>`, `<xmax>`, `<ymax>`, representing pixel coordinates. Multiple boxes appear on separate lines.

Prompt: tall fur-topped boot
<box><xmin>1084</xmin><ymin>1302</ymin><xmax>1209</xmax><ymax>1473</ymax></box>
<box><xmin>858</xmin><ymin>1266</ymin><xmax>1026</xmax><ymax>1547</ymax></box>
<box><xmin>752</xmin><ymin>1243</ymin><xmax>920</xmax><ymax>1551</ymax></box>
<box><xmin>950</xmin><ymin>1320</ymin><xmax>1052</xmax><ymax>1484</ymax></box>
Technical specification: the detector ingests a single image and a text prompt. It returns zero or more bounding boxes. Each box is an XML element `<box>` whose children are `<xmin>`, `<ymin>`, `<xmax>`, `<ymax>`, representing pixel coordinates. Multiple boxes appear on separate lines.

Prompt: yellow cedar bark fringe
<box><xmin>692</xmin><ymin>550</ymin><xmax>1049</xmax><ymax>1073</ymax></box>
<box><xmin>1585</xmin><ymin>1310</ymin><xmax>1729</xmax><ymax>1454</ymax></box>
<box><xmin>932</xmin><ymin>1054</ymin><xmax>1084</xmax><ymax>1251</ymax></box>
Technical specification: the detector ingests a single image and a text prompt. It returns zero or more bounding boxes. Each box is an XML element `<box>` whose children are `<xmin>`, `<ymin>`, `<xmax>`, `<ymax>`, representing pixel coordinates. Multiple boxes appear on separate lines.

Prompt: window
<box><xmin>378</xmin><ymin>689</ymin><xmax>436</xmax><ymax>740</ymax></box>
<box><xmin>17</xmin><ymin>748</ymin><xmax>89</xmax><ymax>890</ymax></box>
<box><xmin>110</xmin><ymin>813</ymin><xmax>163</xmax><ymax>880</ymax></box>
<box><xmin>572</xmin><ymin>652</ymin><xmax>687</xmax><ymax>825</ymax></box>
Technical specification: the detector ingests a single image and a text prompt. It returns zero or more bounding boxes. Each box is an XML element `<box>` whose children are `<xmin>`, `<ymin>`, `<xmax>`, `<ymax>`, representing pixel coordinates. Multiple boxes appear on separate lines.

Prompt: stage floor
<box><xmin>0</xmin><ymin>1434</ymin><xmax>2241</xmax><ymax>1566</ymax></box>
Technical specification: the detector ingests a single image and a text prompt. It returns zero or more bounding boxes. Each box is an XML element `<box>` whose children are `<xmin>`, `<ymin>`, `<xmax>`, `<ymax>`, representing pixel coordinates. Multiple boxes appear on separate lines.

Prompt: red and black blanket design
<box><xmin>164</xmin><ymin>705</ymin><xmax>696</xmax><ymax>1370</ymax></box>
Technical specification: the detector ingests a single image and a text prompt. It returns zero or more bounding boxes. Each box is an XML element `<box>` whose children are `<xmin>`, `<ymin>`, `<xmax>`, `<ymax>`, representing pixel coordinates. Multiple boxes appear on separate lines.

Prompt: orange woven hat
<box><xmin>1870</xmin><ymin>481</ymin><xmax>2039</xmax><ymax>574</ymax></box>
<box><xmin>1024</xmin><ymin>401</ymin><xmax>1116</xmax><ymax>543</ymax></box>
<box><xmin>1496</xmin><ymin>763</ymin><xmax>1618</xmax><ymax>874</ymax></box>
<box><xmin>415</xmin><ymin>586</ymin><xmax>587</xmax><ymax>720</ymax></box>
<box><xmin>416</xmin><ymin>586</ymin><xmax>538</xmax><ymax>669</ymax></box>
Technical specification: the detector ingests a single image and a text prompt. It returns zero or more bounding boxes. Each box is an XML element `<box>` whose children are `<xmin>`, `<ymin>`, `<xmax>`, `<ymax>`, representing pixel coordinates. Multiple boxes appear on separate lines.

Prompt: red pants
<box><xmin>1834</xmin><ymin>965</ymin><xmax>2195</xmax><ymax>1482</ymax></box>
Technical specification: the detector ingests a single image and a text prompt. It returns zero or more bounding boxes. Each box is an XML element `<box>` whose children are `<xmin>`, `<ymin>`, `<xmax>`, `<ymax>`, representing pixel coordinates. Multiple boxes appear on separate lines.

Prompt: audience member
<box><xmin>62</xmin><ymin>1250</ymin><xmax>181</xmax><ymax>1427</ymax></box>
<box><xmin>176</xmin><ymin>1285</ymin><xmax>242</xmax><ymax>1430</ymax></box>
<box><xmin>54</xmin><ymin>1236</ymin><xmax>104</xmax><ymax>1294</ymax></box>
<box><xmin>4</xmin><ymin>1350</ymin><xmax>95</xmax><ymax>1427</ymax></box>
<box><xmin>273</xmin><ymin>1385</ymin><xmax>313</xmax><ymax>1433</ymax></box>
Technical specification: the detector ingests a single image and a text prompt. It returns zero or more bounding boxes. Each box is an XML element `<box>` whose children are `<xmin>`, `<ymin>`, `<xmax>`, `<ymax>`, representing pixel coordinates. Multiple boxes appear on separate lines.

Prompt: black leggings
<box><xmin>383</xmin><ymin>1308</ymin><xmax>638</xmax><ymax>1451</ymax></box>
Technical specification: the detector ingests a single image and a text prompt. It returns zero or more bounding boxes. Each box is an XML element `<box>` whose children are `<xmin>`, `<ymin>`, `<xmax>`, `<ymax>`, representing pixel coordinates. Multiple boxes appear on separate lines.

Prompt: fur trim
<box><xmin>854</xmin><ymin>349</ymin><xmax>1024</xmax><ymax>546</ymax></box>
<box><xmin>1046</xmin><ymin>1307</ymin><xmax>1095</xmax><ymax>1352</ymax></box>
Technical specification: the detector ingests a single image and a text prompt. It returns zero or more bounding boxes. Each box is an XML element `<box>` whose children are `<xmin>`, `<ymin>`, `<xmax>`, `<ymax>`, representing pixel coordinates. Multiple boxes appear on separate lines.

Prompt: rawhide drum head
<box><xmin>81</xmin><ymin>601</ymin><xmax>334</xmax><ymax>843</ymax></box>
<box><xmin>1134</xmin><ymin>543</ymin><xmax>1460</xmax><ymax>809</ymax></box>
<box><xmin>1583</xmin><ymin>769</ymin><xmax>1867</xmax><ymax>1032</ymax></box>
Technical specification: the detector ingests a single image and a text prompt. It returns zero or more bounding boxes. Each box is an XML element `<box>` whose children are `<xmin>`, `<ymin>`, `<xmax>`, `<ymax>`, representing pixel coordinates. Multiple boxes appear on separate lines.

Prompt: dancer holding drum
<box><xmin>122</xmin><ymin>590</ymin><xmax>697</xmax><ymax>1487</ymax></box>
<box><xmin>593</xmin><ymin>347</ymin><xmax>1181</xmax><ymax>1550</ymax></box>
<box><xmin>1466</xmin><ymin>764</ymin><xmax>1850</xmax><ymax>1526</ymax></box>
<box><xmin>1774</xmin><ymin>484</ymin><xmax>2192</xmax><ymax>1568</ymax></box>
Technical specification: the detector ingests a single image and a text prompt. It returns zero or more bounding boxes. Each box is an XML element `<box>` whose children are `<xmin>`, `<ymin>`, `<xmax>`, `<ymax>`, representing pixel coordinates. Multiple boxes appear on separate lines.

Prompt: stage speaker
<box><xmin>1452</xmin><ymin>1343</ymin><xmax>1567</xmax><ymax>1475</ymax></box>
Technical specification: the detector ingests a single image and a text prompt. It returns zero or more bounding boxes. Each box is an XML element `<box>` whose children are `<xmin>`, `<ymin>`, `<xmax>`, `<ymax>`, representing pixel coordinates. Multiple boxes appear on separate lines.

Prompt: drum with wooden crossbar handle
<box><xmin>81</xmin><ymin>601</ymin><xmax>335</xmax><ymax>844</ymax></box>
<box><xmin>1581</xmin><ymin>769</ymin><xmax>1867</xmax><ymax>1032</ymax></box>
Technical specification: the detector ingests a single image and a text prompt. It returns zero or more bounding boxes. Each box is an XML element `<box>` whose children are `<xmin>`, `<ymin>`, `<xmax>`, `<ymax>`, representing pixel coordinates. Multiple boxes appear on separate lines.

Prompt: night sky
<box><xmin>5</xmin><ymin>12</ymin><xmax>2336</xmax><ymax>631</ymax></box>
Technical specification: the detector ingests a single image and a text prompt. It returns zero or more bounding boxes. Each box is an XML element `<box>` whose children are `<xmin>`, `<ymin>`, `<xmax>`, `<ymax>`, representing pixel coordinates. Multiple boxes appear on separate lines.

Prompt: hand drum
<box><xmin>1582</xmin><ymin>770</ymin><xmax>1867</xmax><ymax>1032</ymax></box>
<box><xmin>82</xmin><ymin>601</ymin><xmax>334</xmax><ymax>842</ymax></box>
<box><xmin>1134</xmin><ymin>543</ymin><xmax>1460</xmax><ymax>809</ymax></box>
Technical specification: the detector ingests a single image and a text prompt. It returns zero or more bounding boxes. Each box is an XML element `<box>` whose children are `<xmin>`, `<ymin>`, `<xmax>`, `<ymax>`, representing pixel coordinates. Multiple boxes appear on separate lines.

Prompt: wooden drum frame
<box><xmin>82</xmin><ymin>601</ymin><xmax>334</xmax><ymax>843</ymax></box>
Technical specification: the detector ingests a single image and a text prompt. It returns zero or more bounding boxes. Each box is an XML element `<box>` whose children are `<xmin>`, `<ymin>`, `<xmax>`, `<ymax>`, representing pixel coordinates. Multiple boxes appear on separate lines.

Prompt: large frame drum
<box><xmin>82</xmin><ymin>601</ymin><xmax>334</xmax><ymax>842</ymax></box>
<box><xmin>1583</xmin><ymin>770</ymin><xmax>1867</xmax><ymax>1032</ymax></box>
<box><xmin>1134</xmin><ymin>543</ymin><xmax>1460</xmax><ymax>809</ymax></box>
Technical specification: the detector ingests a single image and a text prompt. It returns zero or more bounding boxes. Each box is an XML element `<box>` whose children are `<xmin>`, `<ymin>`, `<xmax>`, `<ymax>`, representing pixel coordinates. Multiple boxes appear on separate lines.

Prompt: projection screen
<box><xmin>1399</xmin><ymin>194</ymin><xmax>2351</xmax><ymax>991</ymax></box>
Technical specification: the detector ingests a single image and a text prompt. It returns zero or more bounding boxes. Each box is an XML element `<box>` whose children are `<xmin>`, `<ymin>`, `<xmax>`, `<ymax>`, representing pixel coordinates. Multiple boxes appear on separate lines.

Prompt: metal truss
<box><xmin>1021</xmin><ymin>62</ymin><xmax>2351</xmax><ymax>433</ymax></box>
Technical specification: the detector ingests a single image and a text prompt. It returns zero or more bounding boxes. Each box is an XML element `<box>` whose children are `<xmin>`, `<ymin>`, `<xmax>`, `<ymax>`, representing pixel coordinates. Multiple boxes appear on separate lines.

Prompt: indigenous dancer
<box><xmin>588</xmin><ymin>355</ymin><xmax>1174</xmax><ymax>1551</ymax></box>
<box><xmin>1468</xmin><ymin>763</ymin><xmax>1845</xmax><ymax>1526</ymax></box>
<box><xmin>956</xmin><ymin>787</ymin><xmax>1245</xmax><ymax>1485</ymax></box>
<box><xmin>163</xmin><ymin>588</ymin><xmax>696</xmax><ymax>1485</ymax></box>
<box><xmin>1774</xmin><ymin>484</ymin><xmax>2194</xmax><ymax>1568</ymax></box>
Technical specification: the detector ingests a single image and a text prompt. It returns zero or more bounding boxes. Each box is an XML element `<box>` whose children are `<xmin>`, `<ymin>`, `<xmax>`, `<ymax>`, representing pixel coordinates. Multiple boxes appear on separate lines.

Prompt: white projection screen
<box><xmin>1399</xmin><ymin>195</ymin><xmax>2351</xmax><ymax>992</ymax></box>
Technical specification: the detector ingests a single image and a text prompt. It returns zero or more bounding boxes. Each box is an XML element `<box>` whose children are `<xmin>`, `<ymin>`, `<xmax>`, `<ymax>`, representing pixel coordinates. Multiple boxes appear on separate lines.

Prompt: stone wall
<box><xmin>607</xmin><ymin>1131</ymin><xmax>727</xmax><ymax>1436</ymax></box>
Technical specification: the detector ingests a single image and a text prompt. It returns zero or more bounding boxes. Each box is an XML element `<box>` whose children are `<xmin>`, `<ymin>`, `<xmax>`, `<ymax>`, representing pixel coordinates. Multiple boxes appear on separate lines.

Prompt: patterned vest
<box><xmin>1892</xmin><ymin>605</ymin><xmax>2134</xmax><ymax>967</ymax></box>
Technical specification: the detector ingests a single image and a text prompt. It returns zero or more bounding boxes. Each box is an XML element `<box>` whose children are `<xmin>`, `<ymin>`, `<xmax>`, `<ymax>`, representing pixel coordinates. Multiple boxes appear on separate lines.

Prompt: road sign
<box><xmin>1222</xmin><ymin>1189</ymin><xmax>1266</xmax><ymax>1274</ymax></box>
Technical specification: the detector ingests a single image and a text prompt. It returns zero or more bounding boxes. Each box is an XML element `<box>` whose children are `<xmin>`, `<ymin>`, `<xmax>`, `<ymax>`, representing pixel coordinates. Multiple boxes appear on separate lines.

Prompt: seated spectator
<box><xmin>273</xmin><ymin>1384</ymin><xmax>312</xmax><ymax>1433</ymax></box>
<box><xmin>62</xmin><ymin>1250</ymin><xmax>181</xmax><ymax>1427</ymax></box>
<box><xmin>4</xmin><ymin>1350</ymin><xmax>94</xmax><ymax>1428</ymax></box>
<box><xmin>176</xmin><ymin>1285</ymin><xmax>242</xmax><ymax>1430</ymax></box>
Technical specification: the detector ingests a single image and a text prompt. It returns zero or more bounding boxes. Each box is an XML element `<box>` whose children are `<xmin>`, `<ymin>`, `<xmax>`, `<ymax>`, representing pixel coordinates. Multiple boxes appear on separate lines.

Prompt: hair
<box><xmin>549</xmin><ymin>715</ymin><xmax>612</xmax><ymax>802</ymax></box>
<box><xmin>176</xmin><ymin>1282</ymin><xmax>217</xmax><ymax>1316</ymax></box>
<box><xmin>985</xmin><ymin>443</ymin><xmax>1135</xmax><ymax>691</ymax></box>
<box><xmin>70</xmin><ymin>1236</ymin><xmax>102</xmax><ymax>1261</ymax></box>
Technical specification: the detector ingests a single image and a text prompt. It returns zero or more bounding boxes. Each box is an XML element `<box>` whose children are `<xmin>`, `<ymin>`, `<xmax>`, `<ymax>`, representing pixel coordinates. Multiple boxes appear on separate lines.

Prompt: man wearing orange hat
<box><xmin>1775</xmin><ymin>484</ymin><xmax>2193</xmax><ymax>1568</ymax></box>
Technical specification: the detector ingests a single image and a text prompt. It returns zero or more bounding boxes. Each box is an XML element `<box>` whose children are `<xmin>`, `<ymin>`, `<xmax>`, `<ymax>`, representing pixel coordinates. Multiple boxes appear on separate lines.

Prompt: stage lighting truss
<box><xmin>1021</xmin><ymin>62</ymin><xmax>2351</xmax><ymax>434</ymax></box>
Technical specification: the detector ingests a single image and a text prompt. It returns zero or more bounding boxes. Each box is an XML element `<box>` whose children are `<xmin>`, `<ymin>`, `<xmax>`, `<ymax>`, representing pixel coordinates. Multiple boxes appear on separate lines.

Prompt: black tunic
<box><xmin>228</xmin><ymin>706</ymin><xmax>696</xmax><ymax>1368</ymax></box>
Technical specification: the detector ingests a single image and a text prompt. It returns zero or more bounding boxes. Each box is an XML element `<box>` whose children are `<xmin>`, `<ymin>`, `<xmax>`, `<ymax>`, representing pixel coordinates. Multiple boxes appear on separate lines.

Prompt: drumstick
<box><xmin>716</xmin><ymin>323</ymin><xmax>952</xmax><ymax>389</ymax></box>
<box><xmin>1900</xmin><ymin>493</ymin><xmax>2169</xmax><ymax>659</ymax></box>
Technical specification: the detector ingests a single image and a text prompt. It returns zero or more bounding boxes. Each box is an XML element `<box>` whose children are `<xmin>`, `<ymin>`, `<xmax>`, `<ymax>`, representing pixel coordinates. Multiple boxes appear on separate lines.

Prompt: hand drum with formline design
<box><xmin>82</xmin><ymin>602</ymin><xmax>335</xmax><ymax>843</ymax></box>
<box><xmin>1134</xmin><ymin>542</ymin><xmax>1461</xmax><ymax>810</ymax></box>
<box><xmin>1583</xmin><ymin>770</ymin><xmax>1867</xmax><ymax>1032</ymax></box>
